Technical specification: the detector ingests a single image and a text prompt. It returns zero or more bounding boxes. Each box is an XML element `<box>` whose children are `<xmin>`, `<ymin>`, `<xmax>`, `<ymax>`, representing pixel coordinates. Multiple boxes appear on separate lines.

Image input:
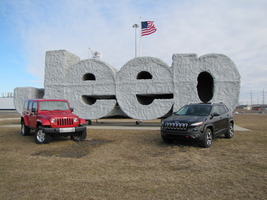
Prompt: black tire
<box><xmin>225</xmin><ymin>122</ymin><xmax>234</xmax><ymax>138</ymax></box>
<box><xmin>21</xmin><ymin>121</ymin><xmax>30</xmax><ymax>136</ymax></box>
<box><xmin>71</xmin><ymin>130</ymin><xmax>87</xmax><ymax>142</ymax></box>
<box><xmin>200</xmin><ymin>128</ymin><xmax>213</xmax><ymax>148</ymax></box>
<box><xmin>34</xmin><ymin>126</ymin><xmax>52</xmax><ymax>144</ymax></box>
<box><xmin>162</xmin><ymin>138</ymin><xmax>174</xmax><ymax>144</ymax></box>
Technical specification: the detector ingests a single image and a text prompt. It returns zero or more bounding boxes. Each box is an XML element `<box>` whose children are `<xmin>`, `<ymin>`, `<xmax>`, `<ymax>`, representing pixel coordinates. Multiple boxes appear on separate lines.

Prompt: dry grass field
<box><xmin>0</xmin><ymin>111</ymin><xmax>267</xmax><ymax>199</ymax></box>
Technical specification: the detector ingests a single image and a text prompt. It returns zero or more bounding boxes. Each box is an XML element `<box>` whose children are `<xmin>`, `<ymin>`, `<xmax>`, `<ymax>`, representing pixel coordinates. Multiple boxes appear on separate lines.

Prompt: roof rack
<box><xmin>187</xmin><ymin>101</ymin><xmax>224</xmax><ymax>105</ymax></box>
<box><xmin>211</xmin><ymin>101</ymin><xmax>224</xmax><ymax>105</ymax></box>
<box><xmin>187</xmin><ymin>102</ymin><xmax>211</xmax><ymax>105</ymax></box>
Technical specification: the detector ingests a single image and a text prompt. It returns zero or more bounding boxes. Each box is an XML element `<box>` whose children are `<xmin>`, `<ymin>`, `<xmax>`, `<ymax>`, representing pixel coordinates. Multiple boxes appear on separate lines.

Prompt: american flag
<box><xmin>141</xmin><ymin>21</ymin><xmax>157</xmax><ymax>36</ymax></box>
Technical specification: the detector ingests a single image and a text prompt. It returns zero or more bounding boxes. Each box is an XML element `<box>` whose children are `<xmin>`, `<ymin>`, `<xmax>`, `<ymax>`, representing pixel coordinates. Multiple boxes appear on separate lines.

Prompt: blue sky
<box><xmin>0</xmin><ymin>0</ymin><xmax>266</xmax><ymax>104</ymax></box>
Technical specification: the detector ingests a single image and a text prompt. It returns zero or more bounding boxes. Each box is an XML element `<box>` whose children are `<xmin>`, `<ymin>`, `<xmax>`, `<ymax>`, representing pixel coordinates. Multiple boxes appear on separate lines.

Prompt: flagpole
<box><xmin>139</xmin><ymin>16</ymin><xmax>142</xmax><ymax>57</ymax></box>
<box><xmin>132</xmin><ymin>24</ymin><xmax>139</xmax><ymax>57</ymax></box>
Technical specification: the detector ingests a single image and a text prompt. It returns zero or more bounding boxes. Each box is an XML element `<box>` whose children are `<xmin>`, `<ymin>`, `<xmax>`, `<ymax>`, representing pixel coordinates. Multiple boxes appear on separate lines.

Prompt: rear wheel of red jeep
<box><xmin>34</xmin><ymin>126</ymin><xmax>52</xmax><ymax>144</ymax></box>
<box><xmin>21</xmin><ymin>121</ymin><xmax>30</xmax><ymax>136</ymax></box>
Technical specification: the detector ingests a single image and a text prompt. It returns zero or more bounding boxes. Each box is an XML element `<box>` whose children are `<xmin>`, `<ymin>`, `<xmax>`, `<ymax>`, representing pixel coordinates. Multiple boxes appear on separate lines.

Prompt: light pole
<box><xmin>132</xmin><ymin>24</ymin><xmax>139</xmax><ymax>57</ymax></box>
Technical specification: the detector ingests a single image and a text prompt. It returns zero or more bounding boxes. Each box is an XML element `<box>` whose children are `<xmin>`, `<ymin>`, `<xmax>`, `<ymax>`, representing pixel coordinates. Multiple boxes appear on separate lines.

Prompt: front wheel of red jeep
<box><xmin>34</xmin><ymin>126</ymin><xmax>52</xmax><ymax>144</ymax></box>
<box><xmin>71</xmin><ymin>130</ymin><xmax>87</xmax><ymax>142</ymax></box>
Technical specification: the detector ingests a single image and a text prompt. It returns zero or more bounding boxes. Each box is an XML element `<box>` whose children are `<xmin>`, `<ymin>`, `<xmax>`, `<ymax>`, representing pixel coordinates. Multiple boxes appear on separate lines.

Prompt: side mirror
<box><xmin>70</xmin><ymin>107</ymin><xmax>74</xmax><ymax>112</ymax></box>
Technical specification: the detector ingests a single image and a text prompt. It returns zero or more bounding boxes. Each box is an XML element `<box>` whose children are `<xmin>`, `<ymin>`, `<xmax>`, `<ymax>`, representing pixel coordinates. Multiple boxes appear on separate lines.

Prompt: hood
<box><xmin>164</xmin><ymin>114</ymin><xmax>207</xmax><ymax>123</ymax></box>
<box><xmin>38</xmin><ymin>111</ymin><xmax>78</xmax><ymax>119</ymax></box>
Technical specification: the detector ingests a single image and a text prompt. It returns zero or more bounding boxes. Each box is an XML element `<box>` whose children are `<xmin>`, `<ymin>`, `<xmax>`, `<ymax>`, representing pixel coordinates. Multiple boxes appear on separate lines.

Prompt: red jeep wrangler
<box><xmin>21</xmin><ymin>99</ymin><xmax>87</xmax><ymax>144</ymax></box>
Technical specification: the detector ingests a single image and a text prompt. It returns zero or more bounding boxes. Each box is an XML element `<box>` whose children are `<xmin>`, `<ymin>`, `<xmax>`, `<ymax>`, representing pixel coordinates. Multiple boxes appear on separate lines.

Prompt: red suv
<box><xmin>21</xmin><ymin>99</ymin><xmax>87</xmax><ymax>144</ymax></box>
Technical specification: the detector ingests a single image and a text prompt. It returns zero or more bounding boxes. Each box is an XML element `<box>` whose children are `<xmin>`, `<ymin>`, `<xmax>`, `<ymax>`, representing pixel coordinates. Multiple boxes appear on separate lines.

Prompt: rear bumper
<box><xmin>41</xmin><ymin>126</ymin><xmax>86</xmax><ymax>136</ymax></box>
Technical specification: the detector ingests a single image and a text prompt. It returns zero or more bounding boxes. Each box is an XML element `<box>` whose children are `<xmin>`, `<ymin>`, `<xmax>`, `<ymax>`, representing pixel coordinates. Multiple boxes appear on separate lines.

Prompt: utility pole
<box><xmin>250</xmin><ymin>90</ymin><xmax>253</xmax><ymax>105</ymax></box>
<box><xmin>263</xmin><ymin>89</ymin><xmax>265</xmax><ymax>105</ymax></box>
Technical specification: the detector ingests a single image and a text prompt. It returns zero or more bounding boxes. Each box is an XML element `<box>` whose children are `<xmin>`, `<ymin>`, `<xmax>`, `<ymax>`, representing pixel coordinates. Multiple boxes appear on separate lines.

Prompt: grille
<box><xmin>56</xmin><ymin>118</ymin><xmax>74</xmax><ymax>126</ymax></box>
<box><xmin>162</xmin><ymin>122</ymin><xmax>188</xmax><ymax>131</ymax></box>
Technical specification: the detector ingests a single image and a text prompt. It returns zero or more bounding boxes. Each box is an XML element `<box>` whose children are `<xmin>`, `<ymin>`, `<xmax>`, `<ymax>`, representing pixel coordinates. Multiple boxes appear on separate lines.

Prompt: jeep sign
<box><xmin>14</xmin><ymin>50</ymin><xmax>241</xmax><ymax>120</ymax></box>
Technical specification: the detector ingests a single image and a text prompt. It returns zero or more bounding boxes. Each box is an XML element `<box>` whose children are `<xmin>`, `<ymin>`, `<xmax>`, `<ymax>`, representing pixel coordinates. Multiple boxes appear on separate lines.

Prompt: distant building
<box><xmin>1</xmin><ymin>92</ymin><xmax>13</xmax><ymax>98</ymax></box>
<box><xmin>236</xmin><ymin>104</ymin><xmax>267</xmax><ymax>111</ymax></box>
<box><xmin>0</xmin><ymin>97</ymin><xmax>15</xmax><ymax>109</ymax></box>
<box><xmin>252</xmin><ymin>104</ymin><xmax>267</xmax><ymax>111</ymax></box>
<box><xmin>236</xmin><ymin>105</ymin><xmax>251</xmax><ymax>110</ymax></box>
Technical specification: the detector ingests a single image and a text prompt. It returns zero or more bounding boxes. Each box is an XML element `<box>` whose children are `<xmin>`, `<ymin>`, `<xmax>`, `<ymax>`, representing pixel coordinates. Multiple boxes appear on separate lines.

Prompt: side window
<box><xmin>32</xmin><ymin>102</ymin><xmax>37</xmax><ymax>112</ymax></box>
<box><xmin>28</xmin><ymin>101</ymin><xmax>33</xmax><ymax>111</ymax></box>
<box><xmin>23</xmin><ymin>101</ymin><xmax>28</xmax><ymax>110</ymax></box>
<box><xmin>213</xmin><ymin>106</ymin><xmax>220</xmax><ymax>114</ymax></box>
<box><xmin>223</xmin><ymin>105</ymin><xmax>229</xmax><ymax>112</ymax></box>
<box><xmin>219</xmin><ymin>105</ymin><xmax>227</xmax><ymax>115</ymax></box>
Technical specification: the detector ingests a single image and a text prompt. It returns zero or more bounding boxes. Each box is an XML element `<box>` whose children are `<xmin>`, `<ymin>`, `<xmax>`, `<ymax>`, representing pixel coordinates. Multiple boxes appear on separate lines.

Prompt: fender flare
<box><xmin>21</xmin><ymin>116</ymin><xmax>30</xmax><ymax>126</ymax></box>
<box><xmin>37</xmin><ymin>119</ymin><xmax>50</xmax><ymax>126</ymax></box>
<box><xmin>203</xmin><ymin>124</ymin><xmax>214</xmax><ymax>136</ymax></box>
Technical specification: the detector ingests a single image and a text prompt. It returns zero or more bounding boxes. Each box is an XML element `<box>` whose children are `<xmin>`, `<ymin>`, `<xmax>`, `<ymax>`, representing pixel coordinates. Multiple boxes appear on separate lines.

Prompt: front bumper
<box><xmin>41</xmin><ymin>126</ymin><xmax>86</xmax><ymax>136</ymax></box>
<box><xmin>160</xmin><ymin>129</ymin><xmax>204</xmax><ymax>141</ymax></box>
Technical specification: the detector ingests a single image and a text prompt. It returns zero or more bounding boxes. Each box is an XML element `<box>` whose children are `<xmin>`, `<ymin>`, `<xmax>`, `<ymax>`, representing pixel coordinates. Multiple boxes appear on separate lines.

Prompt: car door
<box><xmin>29</xmin><ymin>101</ymin><xmax>38</xmax><ymax>128</ymax></box>
<box><xmin>211</xmin><ymin>105</ymin><xmax>224</xmax><ymax>135</ymax></box>
<box><xmin>218</xmin><ymin>105</ymin><xmax>229</xmax><ymax>133</ymax></box>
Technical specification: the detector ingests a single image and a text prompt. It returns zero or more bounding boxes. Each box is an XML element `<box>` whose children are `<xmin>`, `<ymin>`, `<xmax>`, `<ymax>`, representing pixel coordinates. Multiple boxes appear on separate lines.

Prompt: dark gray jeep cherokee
<box><xmin>160</xmin><ymin>102</ymin><xmax>234</xmax><ymax>148</ymax></box>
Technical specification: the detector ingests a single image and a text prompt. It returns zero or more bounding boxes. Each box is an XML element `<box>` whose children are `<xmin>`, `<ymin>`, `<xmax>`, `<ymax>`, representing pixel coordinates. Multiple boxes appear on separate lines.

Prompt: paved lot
<box><xmin>0</xmin><ymin>124</ymin><xmax>250</xmax><ymax>131</ymax></box>
<box><xmin>0</xmin><ymin>110</ymin><xmax>19</xmax><ymax>116</ymax></box>
<box><xmin>0</xmin><ymin>115</ymin><xmax>250</xmax><ymax>131</ymax></box>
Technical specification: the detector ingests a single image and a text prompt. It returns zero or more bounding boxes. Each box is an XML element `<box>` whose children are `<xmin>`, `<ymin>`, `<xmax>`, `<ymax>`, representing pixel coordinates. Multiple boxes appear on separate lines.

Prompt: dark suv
<box><xmin>160</xmin><ymin>102</ymin><xmax>234</xmax><ymax>148</ymax></box>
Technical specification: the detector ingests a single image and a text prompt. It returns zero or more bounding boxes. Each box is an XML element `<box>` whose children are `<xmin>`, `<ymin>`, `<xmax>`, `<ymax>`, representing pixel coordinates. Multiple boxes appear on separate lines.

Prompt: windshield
<box><xmin>175</xmin><ymin>105</ymin><xmax>212</xmax><ymax>116</ymax></box>
<box><xmin>39</xmin><ymin>101</ymin><xmax>69</xmax><ymax>111</ymax></box>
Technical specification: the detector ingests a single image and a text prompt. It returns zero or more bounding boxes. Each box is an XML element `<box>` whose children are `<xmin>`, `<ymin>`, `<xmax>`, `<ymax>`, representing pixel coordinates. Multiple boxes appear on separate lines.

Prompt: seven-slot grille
<box><xmin>162</xmin><ymin>122</ymin><xmax>188</xmax><ymax>131</ymax></box>
<box><xmin>56</xmin><ymin>118</ymin><xmax>74</xmax><ymax>126</ymax></box>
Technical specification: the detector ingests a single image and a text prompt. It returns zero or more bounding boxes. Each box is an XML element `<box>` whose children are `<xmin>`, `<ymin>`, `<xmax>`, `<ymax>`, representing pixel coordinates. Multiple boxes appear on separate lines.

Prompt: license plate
<box><xmin>59</xmin><ymin>127</ymin><xmax>75</xmax><ymax>133</ymax></box>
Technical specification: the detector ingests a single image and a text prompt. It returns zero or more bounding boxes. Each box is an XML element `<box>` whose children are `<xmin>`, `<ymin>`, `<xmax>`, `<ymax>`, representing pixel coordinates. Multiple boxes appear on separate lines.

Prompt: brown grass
<box><xmin>0</xmin><ymin>113</ymin><xmax>267</xmax><ymax>199</ymax></box>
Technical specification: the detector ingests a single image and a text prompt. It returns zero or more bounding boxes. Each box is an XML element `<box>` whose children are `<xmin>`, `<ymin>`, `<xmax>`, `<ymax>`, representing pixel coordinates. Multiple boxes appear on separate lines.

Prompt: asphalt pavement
<box><xmin>0</xmin><ymin>110</ymin><xmax>250</xmax><ymax>131</ymax></box>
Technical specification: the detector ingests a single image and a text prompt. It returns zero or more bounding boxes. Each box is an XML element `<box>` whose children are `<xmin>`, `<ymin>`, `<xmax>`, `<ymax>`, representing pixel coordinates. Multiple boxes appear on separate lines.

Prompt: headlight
<box><xmin>50</xmin><ymin>118</ymin><xmax>56</xmax><ymax>123</ymax></box>
<box><xmin>74</xmin><ymin>118</ymin><xmax>78</xmax><ymax>123</ymax></box>
<box><xmin>191</xmin><ymin>122</ymin><xmax>203</xmax><ymax>126</ymax></box>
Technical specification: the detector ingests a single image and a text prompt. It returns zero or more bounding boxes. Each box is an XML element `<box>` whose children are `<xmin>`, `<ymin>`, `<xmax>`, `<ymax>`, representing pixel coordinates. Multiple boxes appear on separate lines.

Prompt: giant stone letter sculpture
<box><xmin>172</xmin><ymin>54</ymin><xmax>240</xmax><ymax>112</ymax></box>
<box><xmin>116</xmin><ymin>56</ymin><xmax>174</xmax><ymax>120</ymax></box>
<box><xmin>44</xmin><ymin>50</ymin><xmax>80</xmax><ymax>99</ymax></box>
<box><xmin>64</xmin><ymin>59</ymin><xmax>117</xmax><ymax>119</ymax></box>
<box><xmin>14</xmin><ymin>50</ymin><xmax>241</xmax><ymax>120</ymax></box>
<box><xmin>13</xmin><ymin>87</ymin><xmax>44</xmax><ymax>115</ymax></box>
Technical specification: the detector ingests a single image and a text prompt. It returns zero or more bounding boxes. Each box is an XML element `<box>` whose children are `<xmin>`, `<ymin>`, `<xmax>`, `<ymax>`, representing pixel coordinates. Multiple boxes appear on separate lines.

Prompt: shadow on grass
<box><xmin>32</xmin><ymin>139</ymin><xmax>113</xmax><ymax>158</ymax></box>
